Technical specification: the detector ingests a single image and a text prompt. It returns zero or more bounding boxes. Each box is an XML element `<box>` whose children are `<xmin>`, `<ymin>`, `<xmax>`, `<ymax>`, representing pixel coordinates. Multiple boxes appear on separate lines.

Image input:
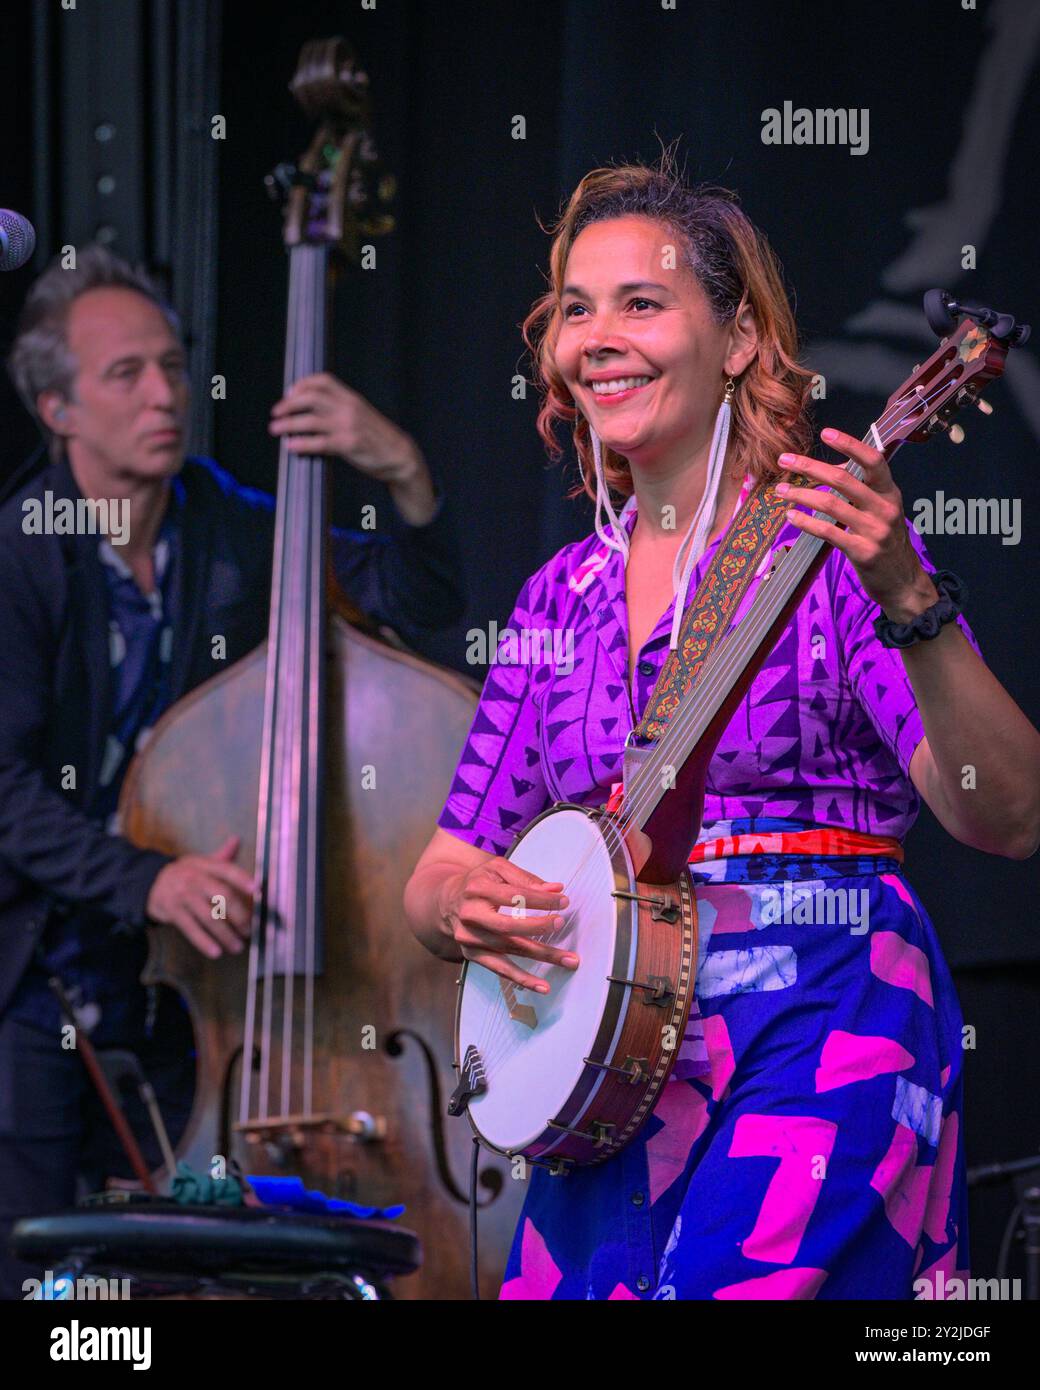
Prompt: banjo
<box><xmin>449</xmin><ymin>292</ymin><xmax>1027</xmax><ymax>1172</ymax></box>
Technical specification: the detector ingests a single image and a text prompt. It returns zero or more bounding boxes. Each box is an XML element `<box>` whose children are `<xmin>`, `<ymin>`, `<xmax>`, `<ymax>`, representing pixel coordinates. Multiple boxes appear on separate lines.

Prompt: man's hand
<box><xmin>146</xmin><ymin>834</ymin><xmax>257</xmax><ymax>960</ymax></box>
<box><xmin>269</xmin><ymin>372</ymin><xmax>437</xmax><ymax>525</ymax></box>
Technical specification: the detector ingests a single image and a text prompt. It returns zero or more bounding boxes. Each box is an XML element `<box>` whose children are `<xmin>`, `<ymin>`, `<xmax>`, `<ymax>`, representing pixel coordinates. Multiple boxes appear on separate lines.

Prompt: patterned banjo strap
<box><xmin>632</xmin><ymin>469</ymin><xmax>814</xmax><ymax>742</ymax></box>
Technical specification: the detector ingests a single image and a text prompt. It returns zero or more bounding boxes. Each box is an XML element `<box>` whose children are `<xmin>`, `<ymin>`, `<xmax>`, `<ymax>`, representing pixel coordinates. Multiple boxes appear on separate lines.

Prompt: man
<box><xmin>0</xmin><ymin>245</ymin><xmax>464</xmax><ymax>1298</ymax></box>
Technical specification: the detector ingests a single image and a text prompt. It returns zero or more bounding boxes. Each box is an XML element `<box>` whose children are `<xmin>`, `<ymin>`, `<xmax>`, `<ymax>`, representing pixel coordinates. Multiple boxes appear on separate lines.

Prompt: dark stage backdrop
<box><xmin>211</xmin><ymin>0</ymin><xmax>1040</xmax><ymax>975</ymax></box>
<box><xmin>1</xmin><ymin>0</ymin><xmax>1038</xmax><ymax>1282</ymax></box>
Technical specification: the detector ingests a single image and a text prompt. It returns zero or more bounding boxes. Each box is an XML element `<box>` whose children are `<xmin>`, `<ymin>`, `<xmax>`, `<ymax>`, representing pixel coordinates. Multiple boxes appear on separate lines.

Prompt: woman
<box><xmin>404</xmin><ymin>157</ymin><xmax>1040</xmax><ymax>1300</ymax></box>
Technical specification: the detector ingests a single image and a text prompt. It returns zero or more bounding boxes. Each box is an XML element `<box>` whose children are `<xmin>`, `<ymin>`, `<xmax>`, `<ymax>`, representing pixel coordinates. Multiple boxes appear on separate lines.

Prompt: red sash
<box><xmin>603</xmin><ymin>785</ymin><xmax>903</xmax><ymax>864</ymax></box>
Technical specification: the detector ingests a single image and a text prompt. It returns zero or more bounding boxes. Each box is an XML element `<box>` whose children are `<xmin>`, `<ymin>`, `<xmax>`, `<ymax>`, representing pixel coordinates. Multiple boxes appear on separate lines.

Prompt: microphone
<box><xmin>0</xmin><ymin>210</ymin><xmax>37</xmax><ymax>271</ymax></box>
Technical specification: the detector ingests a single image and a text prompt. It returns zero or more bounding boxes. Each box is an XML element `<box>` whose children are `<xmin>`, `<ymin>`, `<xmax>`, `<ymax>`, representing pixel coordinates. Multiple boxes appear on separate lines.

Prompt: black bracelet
<box><xmin>873</xmin><ymin>569</ymin><xmax>968</xmax><ymax>649</ymax></box>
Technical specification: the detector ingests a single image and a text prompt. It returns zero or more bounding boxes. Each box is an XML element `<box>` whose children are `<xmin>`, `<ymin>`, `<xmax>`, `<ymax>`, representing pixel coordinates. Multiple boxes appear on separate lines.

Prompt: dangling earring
<box><xmin>667</xmin><ymin>375</ymin><xmax>736</xmax><ymax>650</ymax></box>
<box><xmin>589</xmin><ymin>424</ymin><xmax>631</xmax><ymax>563</ymax></box>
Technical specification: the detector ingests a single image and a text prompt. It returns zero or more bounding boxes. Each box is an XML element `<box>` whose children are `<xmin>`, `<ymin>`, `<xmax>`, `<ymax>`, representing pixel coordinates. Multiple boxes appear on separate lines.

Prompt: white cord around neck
<box><xmin>590</xmin><ymin>426</ymin><xmax>631</xmax><ymax>563</ymax></box>
<box><xmin>587</xmin><ymin>388</ymin><xmax>734</xmax><ymax>649</ymax></box>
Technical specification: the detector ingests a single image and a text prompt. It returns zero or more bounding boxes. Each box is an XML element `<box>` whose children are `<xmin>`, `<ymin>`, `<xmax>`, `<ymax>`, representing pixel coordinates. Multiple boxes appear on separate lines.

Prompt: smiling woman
<box><xmin>404</xmin><ymin>150</ymin><xmax>1040</xmax><ymax>1301</ymax></box>
<box><xmin>528</xmin><ymin>166</ymin><xmax>815</xmax><ymax>502</ymax></box>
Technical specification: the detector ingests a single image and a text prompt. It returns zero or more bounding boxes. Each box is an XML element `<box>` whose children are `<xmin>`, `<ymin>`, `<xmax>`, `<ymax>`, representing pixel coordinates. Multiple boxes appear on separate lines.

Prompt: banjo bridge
<box><xmin>498</xmin><ymin>977</ymin><xmax>539</xmax><ymax>1028</ymax></box>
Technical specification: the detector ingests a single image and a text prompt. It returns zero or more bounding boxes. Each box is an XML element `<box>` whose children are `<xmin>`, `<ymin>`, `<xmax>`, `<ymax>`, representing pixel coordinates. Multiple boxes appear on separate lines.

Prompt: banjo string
<box><xmin>593</xmin><ymin>387</ymin><xmax>926</xmax><ymax>855</ymax></box>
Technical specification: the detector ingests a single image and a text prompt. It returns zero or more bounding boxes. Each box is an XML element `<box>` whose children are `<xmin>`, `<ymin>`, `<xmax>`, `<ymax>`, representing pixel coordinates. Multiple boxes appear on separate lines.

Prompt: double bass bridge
<box><xmin>235</xmin><ymin>1111</ymin><xmax>387</xmax><ymax>1151</ymax></box>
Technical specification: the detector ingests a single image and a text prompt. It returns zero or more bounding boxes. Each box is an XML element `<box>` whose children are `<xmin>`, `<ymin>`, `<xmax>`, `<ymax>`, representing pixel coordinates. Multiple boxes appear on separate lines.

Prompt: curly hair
<box><xmin>521</xmin><ymin>147</ymin><xmax>816</xmax><ymax>500</ymax></box>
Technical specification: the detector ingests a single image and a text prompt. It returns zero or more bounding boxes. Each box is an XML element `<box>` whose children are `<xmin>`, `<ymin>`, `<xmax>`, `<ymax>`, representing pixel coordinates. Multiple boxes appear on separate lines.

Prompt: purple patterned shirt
<box><xmin>439</xmin><ymin>475</ymin><xmax>983</xmax><ymax>853</ymax></box>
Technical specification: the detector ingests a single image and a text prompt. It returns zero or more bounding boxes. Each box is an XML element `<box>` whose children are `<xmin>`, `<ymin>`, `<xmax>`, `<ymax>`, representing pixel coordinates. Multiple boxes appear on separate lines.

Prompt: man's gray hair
<box><xmin>7</xmin><ymin>244</ymin><xmax>181</xmax><ymax>460</ymax></box>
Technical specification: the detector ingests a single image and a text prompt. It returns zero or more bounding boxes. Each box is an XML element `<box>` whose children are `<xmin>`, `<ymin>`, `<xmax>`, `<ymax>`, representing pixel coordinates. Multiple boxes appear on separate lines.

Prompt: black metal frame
<box><xmin>31</xmin><ymin>0</ymin><xmax>222</xmax><ymax>457</ymax></box>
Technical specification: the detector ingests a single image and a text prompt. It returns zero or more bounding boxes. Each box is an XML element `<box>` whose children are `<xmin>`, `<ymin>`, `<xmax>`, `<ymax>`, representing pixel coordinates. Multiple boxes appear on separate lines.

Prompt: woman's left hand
<box><xmin>775</xmin><ymin>426</ymin><xmax>938</xmax><ymax>622</ymax></box>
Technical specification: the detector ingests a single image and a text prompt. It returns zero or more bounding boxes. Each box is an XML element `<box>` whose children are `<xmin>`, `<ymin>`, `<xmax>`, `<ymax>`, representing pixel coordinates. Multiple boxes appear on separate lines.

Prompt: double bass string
<box><xmin>241</xmin><ymin>243</ymin><xmax>299</xmax><ymax>1124</ymax></box>
<box><xmin>241</xmin><ymin>278</ymin><xmax>290</xmax><ymax>1126</ymax></box>
<box><xmin>299</xmin><ymin>241</ymin><xmax>328</xmax><ymax>1120</ymax></box>
<box><xmin>280</xmin><ymin>243</ymin><xmax>327</xmax><ymax>1122</ymax></box>
<box><xmin>251</xmin><ymin>248</ymin><xmax>303</xmax><ymax>1124</ymax></box>
<box><xmin>280</xmin><ymin>251</ymin><xmax>311</xmax><ymax>1119</ymax></box>
<box><xmin>242</xmin><ymin>244</ymin><xmax>328</xmax><ymax>1127</ymax></box>
<box><xmin>275</xmin><ymin>252</ymin><xmax>307</xmax><ymax>1122</ymax></box>
<box><xmin>303</xmin><ymin>364</ymin><xmax>323</xmax><ymax>1121</ymax></box>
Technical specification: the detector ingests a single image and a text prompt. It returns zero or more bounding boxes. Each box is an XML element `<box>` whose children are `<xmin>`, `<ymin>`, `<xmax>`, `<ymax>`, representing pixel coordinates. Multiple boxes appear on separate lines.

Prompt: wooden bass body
<box><xmin>120</xmin><ymin>613</ymin><xmax>523</xmax><ymax>1299</ymax></box>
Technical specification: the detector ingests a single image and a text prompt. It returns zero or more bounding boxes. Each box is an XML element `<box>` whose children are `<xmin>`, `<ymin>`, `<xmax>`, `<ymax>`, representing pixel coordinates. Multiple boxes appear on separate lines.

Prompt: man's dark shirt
<box><xmin>0</xmin><ymin>451</ymin><xmax>464</xmax><ymax>1027</ymax></box>
<box><xmin>7</xmin><ymin>486</ymin><xmax>183</xmax><ymax>1041</ymax></box>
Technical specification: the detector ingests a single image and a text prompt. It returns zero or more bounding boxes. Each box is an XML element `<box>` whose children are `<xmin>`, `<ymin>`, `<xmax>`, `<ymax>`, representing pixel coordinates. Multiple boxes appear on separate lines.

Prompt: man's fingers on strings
<box><xmin>192</xmin><ymin>906</ymin><xmax>245</xmax><ymax>955</ymax></box>
<box><xmin>204</xmin><ymin>858</ymin><xmax>257</xmax><ymax>894</ymax></box>
<box><xmin>173</xmin><ymin>909</ymin><xmax>220</xmax><ymax>960</ymax></box>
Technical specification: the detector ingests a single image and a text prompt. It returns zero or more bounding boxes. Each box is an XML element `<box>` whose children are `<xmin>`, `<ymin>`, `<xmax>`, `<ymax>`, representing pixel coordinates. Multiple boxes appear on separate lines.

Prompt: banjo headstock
<box><xmin>877</xmin><ymin>290</ymin><xmax>1030</xmax><ymax>449</ymax></box>
<box><xmin>265</xmin><ymin>36</ymin><xmax>395</xmax><ymax>260</ymax></box>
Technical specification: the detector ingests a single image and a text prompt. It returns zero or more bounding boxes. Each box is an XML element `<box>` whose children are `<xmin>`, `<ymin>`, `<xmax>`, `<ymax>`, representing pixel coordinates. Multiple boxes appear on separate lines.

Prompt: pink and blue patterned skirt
<box><xmin>498</xmin><ymin>817</ymin><xmax>969</xmax><ymax>1300</ymax></box>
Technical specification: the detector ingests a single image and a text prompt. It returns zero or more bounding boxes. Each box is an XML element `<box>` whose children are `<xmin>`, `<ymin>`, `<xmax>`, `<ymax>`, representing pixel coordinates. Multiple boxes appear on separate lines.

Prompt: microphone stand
<box><xmin>967</xmin><ymin>1152</ymin><xmax>1040</xmax><ymax>1299</ymax></box>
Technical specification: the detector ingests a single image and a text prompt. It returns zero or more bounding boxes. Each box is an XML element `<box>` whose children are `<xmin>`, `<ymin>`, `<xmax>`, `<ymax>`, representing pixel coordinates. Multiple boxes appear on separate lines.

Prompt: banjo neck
<box><xmin>626</xmin><ymin>451</ymin><xmax>871</xmax><ymax>883</ymax></box>
<box><xmin>624</xmin><ymin>301</ymin><xmax>1019</xmax><ymax>884</ymax></box>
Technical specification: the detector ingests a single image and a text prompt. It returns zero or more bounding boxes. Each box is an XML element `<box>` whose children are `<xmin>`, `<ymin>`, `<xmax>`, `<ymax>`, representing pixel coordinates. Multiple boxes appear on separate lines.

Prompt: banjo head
<box><xmin>456</xmin><ymin>806</ymin><xmax>635</xmax><ymax>1157</ymax></box>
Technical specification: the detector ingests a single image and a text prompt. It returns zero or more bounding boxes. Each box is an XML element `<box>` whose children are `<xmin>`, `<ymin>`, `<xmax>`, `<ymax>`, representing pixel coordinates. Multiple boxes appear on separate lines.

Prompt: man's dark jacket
<box><xmin>0</xmin><ymin>452</ymin><xmax>465</xmax><ymax>1018</ymax></box>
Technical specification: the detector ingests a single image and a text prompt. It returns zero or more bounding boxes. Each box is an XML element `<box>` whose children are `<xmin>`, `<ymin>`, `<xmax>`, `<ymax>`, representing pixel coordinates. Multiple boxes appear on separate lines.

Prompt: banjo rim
<box><xmin>453</xmin><ymin>801</ymin><xmax>697</xmax><ymax>1169</ymax></box>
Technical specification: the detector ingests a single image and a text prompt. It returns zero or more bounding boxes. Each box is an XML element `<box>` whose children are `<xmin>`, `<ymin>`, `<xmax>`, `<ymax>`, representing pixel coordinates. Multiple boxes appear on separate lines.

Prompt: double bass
<box><xmin>118</xmin><ymin>37</ymin><xmax>521</xmax><ymax>1300</ymax></box>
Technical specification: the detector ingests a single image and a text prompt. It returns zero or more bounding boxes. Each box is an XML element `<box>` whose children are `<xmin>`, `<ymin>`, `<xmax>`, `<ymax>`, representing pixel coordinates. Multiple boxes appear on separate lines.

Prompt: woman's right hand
<box><xmin>438</xmin><ymin>857</ymin><xmax>578</xmax><ymax>994</ymax></box>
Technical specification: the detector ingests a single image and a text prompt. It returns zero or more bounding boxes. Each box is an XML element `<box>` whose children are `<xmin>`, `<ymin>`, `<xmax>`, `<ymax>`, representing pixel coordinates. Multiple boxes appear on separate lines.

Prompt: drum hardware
<box><xmin>524</xmin><ymin>1155</ymin><xmax>574</xmax><ymax>1176</ymax></box>
<box><xmin>606</xmin><ymin>973</ymin><xmax>675</xmax><ymax>1007</ymax></box>
<box><xmin>583</xmin><ymin>1055</ymin><xmax>650</xmax><ymax>1084</ymax></box>
<box><xmin>611</xmin><ymin>888</ymin><xmax>680</xmax><ymax>923</ymax></box>
<box><xmin>546</xmin><ymin>1118</ymin><xmax>615</xmax><ymax>1148</ymax></box>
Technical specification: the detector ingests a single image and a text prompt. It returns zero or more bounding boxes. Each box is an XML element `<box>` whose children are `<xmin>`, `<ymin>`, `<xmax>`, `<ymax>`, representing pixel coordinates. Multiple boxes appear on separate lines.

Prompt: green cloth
<box><xmin>170</xmin><ymin>1160</ymin><xmax>245</xmax><ymax>1206</ymax></box>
